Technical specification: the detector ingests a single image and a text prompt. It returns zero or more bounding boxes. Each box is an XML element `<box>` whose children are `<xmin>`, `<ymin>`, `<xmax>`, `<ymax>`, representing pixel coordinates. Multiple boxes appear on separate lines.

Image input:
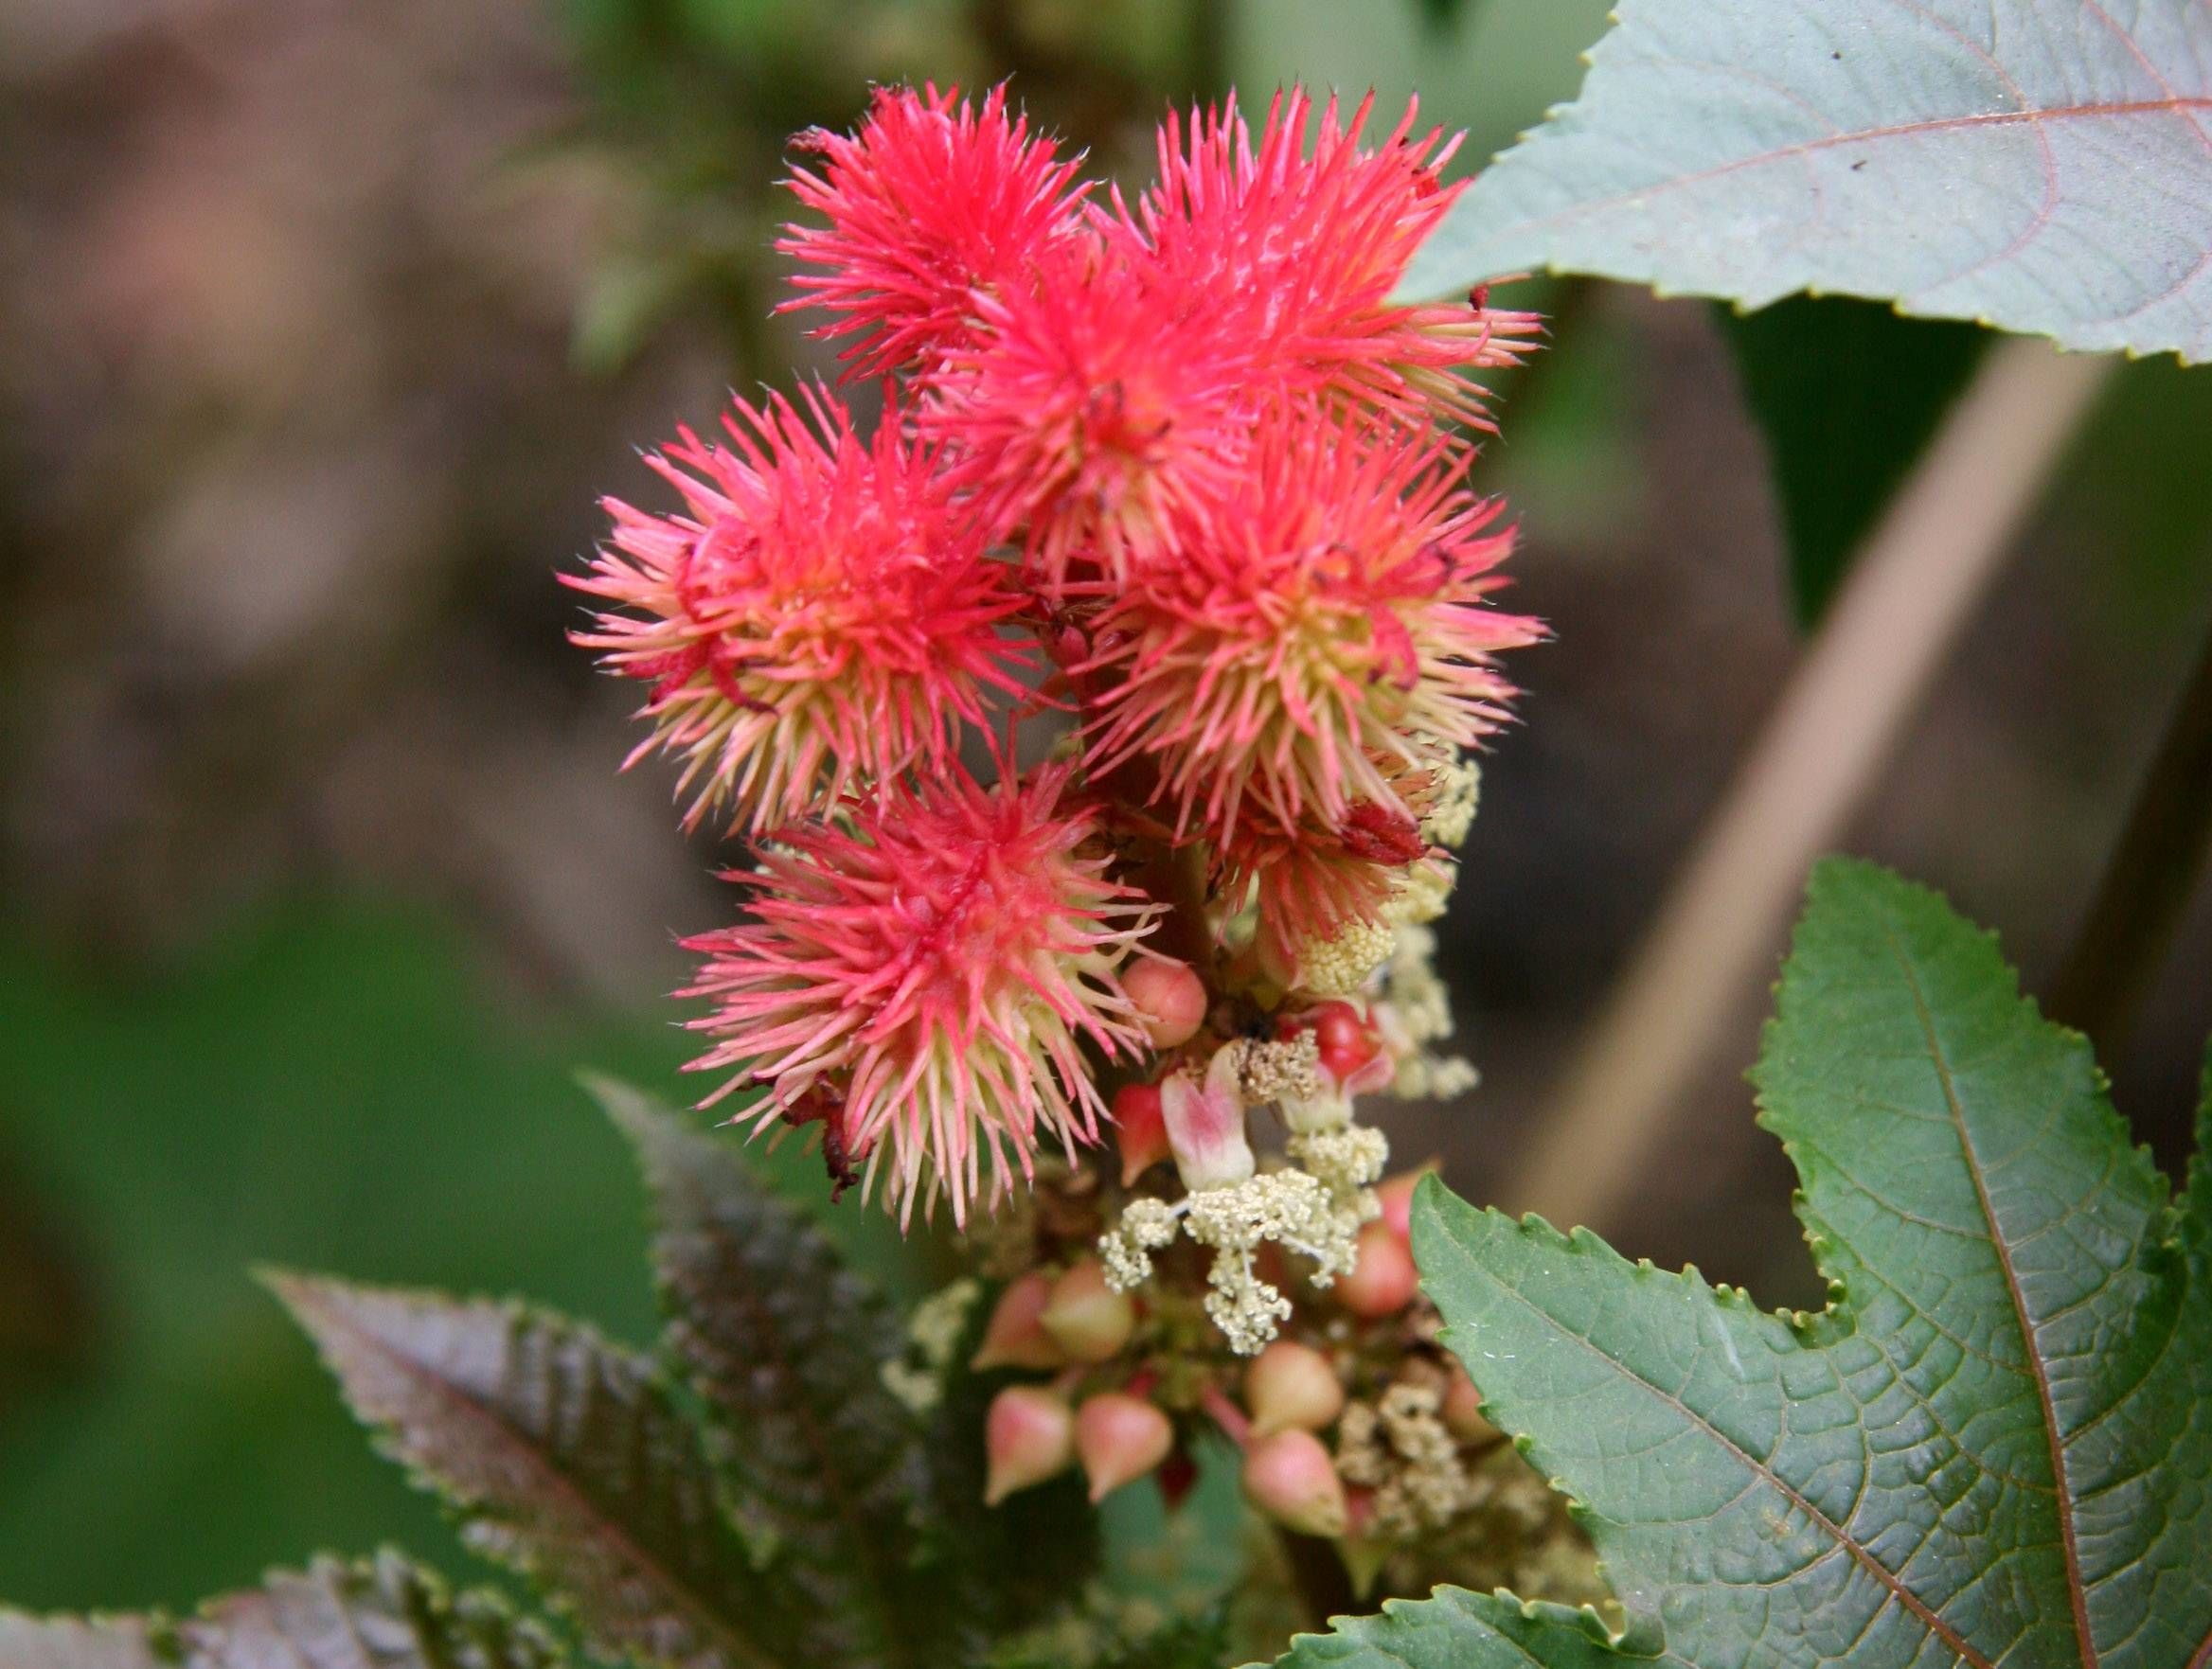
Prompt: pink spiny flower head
<box><xmin>1078</xmin><ymin>406</ymin><xmax>1542</xmax><ymax>841</ymax></box>
<box><xmin>568</xmin><ymin>384</ymin><xmax>1031</xmax><ymax>836</ymax></box>
<box><xmin>678</xmin><ymin>762</ymin><xmax>1163</xmax><ymax>1228</ymax></box>
<box><xmin>925</xmin><ymin>235</ymin><xmax>1254</xmax><ymax>595</ymax></box>
<box><xmin>1114</xmin><ymin>86</ymin><xmax>1541</xmax><ymax>427</ymax></box>
<box><xmin>778</xmin><ymin>82</ymin><xmax>1090</xmax><ymax>381</ymax></box>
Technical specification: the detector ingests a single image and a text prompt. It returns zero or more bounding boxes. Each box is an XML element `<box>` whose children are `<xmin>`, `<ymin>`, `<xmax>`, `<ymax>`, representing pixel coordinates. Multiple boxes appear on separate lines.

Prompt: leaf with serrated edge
<box><xmin>1274</xmin><ymin>859</ymin><xmax>2211</xmax><ymax>1668</ymax></box>
<box><xmin>1403</xmin><ymin>0</ymin><xmax>2212</xmax><ymax>361</ymax></box>
<box><xmin>266</xmin><ymin>1274</ymin><xmax>784</xmax><ymax>1669</ymax></box>
<box><xmin>590</xmin><ymin>1076</ymin><xmax>926</xmax><ymax>1669</ymax></box>
<box><xmin>1</xmin><ymin>1553</ymin><xmax>562</xmax><ymax>1669</ymax></box>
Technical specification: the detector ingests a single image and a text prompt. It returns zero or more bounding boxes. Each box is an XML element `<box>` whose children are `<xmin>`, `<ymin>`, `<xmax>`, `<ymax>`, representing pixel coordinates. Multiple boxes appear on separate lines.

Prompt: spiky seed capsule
<box><xmin>570</xmin><ymin>389</ymin><xmax>1029</xmax><ymax>835</ymax></box>
<box><xmin>681</xmin><ymin>765</ymin><xmax>1159</xmax><ymax>1227</ymax></box>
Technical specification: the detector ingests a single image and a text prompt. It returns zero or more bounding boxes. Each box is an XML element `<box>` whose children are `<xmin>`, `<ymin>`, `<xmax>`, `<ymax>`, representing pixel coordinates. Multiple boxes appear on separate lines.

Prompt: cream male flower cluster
<box><xmin>568</xmin><ymin>83</ymin><xmax>1537</xmax><ymax>1277</ymax></box>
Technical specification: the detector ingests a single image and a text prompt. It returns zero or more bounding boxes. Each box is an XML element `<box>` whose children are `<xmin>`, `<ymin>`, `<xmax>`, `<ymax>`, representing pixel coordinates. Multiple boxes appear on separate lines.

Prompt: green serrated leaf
<box><xmin>264</xmin><ymin>1275</ymin><xmax>784</xmax><ymax>1669</ymax></box>
<box><xmin>1278</xmin><ymin>859</ymin><xmax>2212</xmax><ymax>1667</ymax></box>
<box><xmin>1</xmin><ymin>1553</ymin><xmax>561</xmax><ymax>1669</ymax></box>
<box><xmin>1403</xmin><ymin>1</ymin><xmax>2212</xmax><ymax>361</ymax></box>
<box><xmin>592</xmin><ymin>1077</ymin><xmax>926</xmax><ymax>1669</ymax></box>
<box><xmin>1714</xmin><ymin>296</ymin><xmax>1988</xmax><ymax>625</ymax></box>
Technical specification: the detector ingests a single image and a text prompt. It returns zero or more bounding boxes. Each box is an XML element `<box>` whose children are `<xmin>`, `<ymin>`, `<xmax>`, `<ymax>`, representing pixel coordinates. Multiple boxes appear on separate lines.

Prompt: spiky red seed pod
<box><xmin>681</xmin><ymin>764</ymin><xmax>1159</xmax><ymax>1227</ymax></box>
<box><xmin>778</xmin><ymin>82</ymin><xmax>1089</xmax><ymax>380</ymax></box>
<box><xmin>569</xmin><ymin>388</ymin><xmax>1030</xmax><ymax>836</ymax></box>
<box><xmin>1076</xmin><ymin>1393</ymin><xmax>1175</xmax><ymax>1501</ymax></box>
<box><xmin>1116</xmin><ymin>86</ymin><xmax>1541</xmax><ymax>426</ymax></box>
<box><xmin>924</xmin><ymin>237</ymin><xmax>1253</xmax><ymax>594</ymax></box>
<box><xmin>1079</xmin><ymin>411</ymin><xmax>1541</xmax><ymax>840</ymax></box>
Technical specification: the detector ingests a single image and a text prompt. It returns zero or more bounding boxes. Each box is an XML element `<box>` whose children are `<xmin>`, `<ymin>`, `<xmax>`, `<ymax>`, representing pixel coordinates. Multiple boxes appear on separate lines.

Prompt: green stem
<box><xmin>2046</xmin><ymin>607</ymin><xmax>2212</xmax><ymax>1055</ymax></box>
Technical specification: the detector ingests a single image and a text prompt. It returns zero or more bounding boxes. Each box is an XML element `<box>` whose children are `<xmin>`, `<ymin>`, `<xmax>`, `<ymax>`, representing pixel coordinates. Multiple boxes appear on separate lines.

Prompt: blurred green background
<box><xmin>2</xmin><ymin>0</ymin><xmax>2207</xmax><ymax>1615</ymax></box>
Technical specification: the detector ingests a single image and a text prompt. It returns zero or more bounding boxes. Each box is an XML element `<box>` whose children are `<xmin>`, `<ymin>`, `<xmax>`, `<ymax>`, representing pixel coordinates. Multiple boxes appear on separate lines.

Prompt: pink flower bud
<box><xmin>1041</xmin><ymin>1257</ymin><xmax>1136</xmax><ymax>1363</ymax></box>
<box><xmin>1374</xmin><ymin>1162</ymin><xmax>1438</xmax><ymax>1244</ymax></box>
<box><xmin>1161</xmin><ymin>1049</ymin><xmax>1253</xmax><ymax>1191</ymax></box>
<box><xmin>971</xmin><ymin>1272</ymin><xmax>1066</xmax><ymax>1372</ymax></box>
<box><xmin>1303</xmin><ymin>1001</ymin><xmax>1394</xmax><ymax>1096</ymax></box>
<box><xmin>1242</xmin><ymin>1428</ymin><xmax>1348</xmax><ymax>1538</ymax></box>
<box><xmin>1111</xmin><ymin>1080</ymin><xmax>1171</xmax><ymax>1186</ymax></box>
<box><xmin>1443</xmin><ymin>1366</ymin><xmax>1499</xmax><ymax>1444</ymax></box>
<box><xmin>984</xmin><ymin>1385</ymin><xmax>1075</xmax><ymax>1505</ymax></box>
<box><xmin>1336</xmin><ymin>1220</ymin><xmax>1419</xmax><ymax>1318</ymax></box>
<box><xmin>1123</xmin><ymin>958</ymin><xmax>1207</xmax><ymax>1048</ymax></box>
<box><xmin>1244</xmin><ymin>1340</ymin><xmax>1346</xmax><ymax>1437</ymax></box>
<box><xmin>1075</xmin><ymin>1392</ymin><xmax>1174</xmax><ymax>1501</ymax></box>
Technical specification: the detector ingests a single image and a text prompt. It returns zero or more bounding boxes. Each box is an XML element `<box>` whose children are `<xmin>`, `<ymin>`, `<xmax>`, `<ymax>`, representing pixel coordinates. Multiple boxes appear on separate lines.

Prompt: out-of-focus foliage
<box><xmin>0</xmin><ymin>902</ymin><xmax>908</xmax><ymax>1612</ymax></box>
<box><xmin>1719</xmin><ymin>298</ymin><xmax>1988</xmax><ymax>624</ymax></box>
<box><xmin>0</xmin><ymin>1553</ymin><xmax>560</xmax><ymax>1669</ymax></box>
<box><xmin>557</xmin><ymin>0</ymin><xmax>1204</xmax><ymax>376</ymax></box>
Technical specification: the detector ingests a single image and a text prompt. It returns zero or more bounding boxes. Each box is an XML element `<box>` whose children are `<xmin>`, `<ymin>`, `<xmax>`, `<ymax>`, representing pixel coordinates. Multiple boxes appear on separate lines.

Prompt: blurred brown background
<box><xmin>1</xmin><ymin>0</ymin><xmax>2206</xmax><ymax>1610</ymax></box>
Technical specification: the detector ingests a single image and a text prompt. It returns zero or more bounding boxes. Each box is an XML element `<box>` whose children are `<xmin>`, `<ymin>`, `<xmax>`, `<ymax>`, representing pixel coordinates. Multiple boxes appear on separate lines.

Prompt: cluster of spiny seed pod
<box><xmin>571</xmin><ymin>77</ymin><xmax>1541</xmax><ymax>1501</ymax></box>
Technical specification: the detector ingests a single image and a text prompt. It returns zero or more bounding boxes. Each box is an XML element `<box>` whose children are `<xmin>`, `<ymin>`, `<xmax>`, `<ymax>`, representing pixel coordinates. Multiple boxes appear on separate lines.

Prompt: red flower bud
<box><xmin>1336</xmin><ymin>1220</ymin><xmax>1419</xmax><ymax>1318</ymax></box>
<box><xmin>971</xmin><ymin>1272</ymin><xmax>1065</xmax><ymax>1372</ymax></box>
<box><xmin>1111</xmin><ymin>1080</ymin><xmax>1170</xmax><ymax>1186</ymax></box>
<box><xmin>1123</xmin><ymin>958</ymin><xmax>1207</xmax><ymax>1049</ymax></box>
<box><xmin>1373</xmin><ymin>1162</ymin><xmax>1438</xmax><ymax>1244</ymax></box>
<box><xmin>984</xmin><ymin>1386</ymin><xmax>1075</xmax><ymax>1505</ymax></box>
<box><xmin>1443</xmin><ymin>1366</ymin><xmax>1499</xmax><ymax>1444</ymax></box>
<box><xmin>1305</xmin><ymin>1001</ymin><xmax>1390</xmax><ymax>1092</ymax></box>
<box><xmin>1244</xmin><ymin>1340</ymin><xmax>1346</xmax><ymax>1437</ymax></box>
<box><xmin>1075</xmin><ymin>1392</ymin><xmax>1174</xmax><ymax>1501</ymax></box>
<box><xmin>1242</xmin><ymin>1429</ymin><xmax>1348</xmax><ymax>1538</ymax></box>
<box><xmin>1041</xmin><ymin>1257</ymin><xmax>1136</xmax><ymax>1362</ymax></box>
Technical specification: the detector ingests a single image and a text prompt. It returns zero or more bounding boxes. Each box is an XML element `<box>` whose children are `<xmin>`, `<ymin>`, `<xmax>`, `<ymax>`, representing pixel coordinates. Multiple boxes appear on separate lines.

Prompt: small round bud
<box><xmin>1124</xmin><ymin>958</ymin><xmax>1207</xmax><ymax>1049</ymax></box>
<box><xmin>1373</xmin><ymin>1163</ymin><xmax>1437</xmax><ymax>1244</ymax></box>
<box><xmin>971</xmin><ymin>1272</ymin><xmax>1065</xmax><ymax>1372</ymax></box>
<box><xmin>983</xmin><ymin>1386</ymin><xmax>1076</xmax><ymax>1505</ymax></box>
<box><xmin>1111</xmin><ymin>1080</ymin><xmax>1171</xmax><ymax>1186</ymax></box>
<box><xmin>1443</xmin><ymin>1366</ymin><xmax>1500</xmax><ymax>1444</ymax></box>
<box><xmin>1242</xmin><ymin>1429</ymin><xmax>1348</xmax><ymax>1538</ymax></box>
<box><xmin>1075</xmin><ymin>1393</ymin><xmax>1174</xmax><ymax>1501</ymax></box>
<box><xmin>1244</xmin><ymin>1341</ymin><xmax>1346</xmax><ymax>1437</ymax></box>
<box><xmin>1305</xmin><ymin>1001</ymin><xmax>1390</xmax><ymax>1092</ymax></box>
<box><xmin>1041</xmin><ymin>1257</ymin><xmax>1136</xmax><ymax>1362</ymax></box>
<box><xmin>1336</xmin><ymin>1221</ymin><xmax>1419</xmax><ymax>1318</ymax></box>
